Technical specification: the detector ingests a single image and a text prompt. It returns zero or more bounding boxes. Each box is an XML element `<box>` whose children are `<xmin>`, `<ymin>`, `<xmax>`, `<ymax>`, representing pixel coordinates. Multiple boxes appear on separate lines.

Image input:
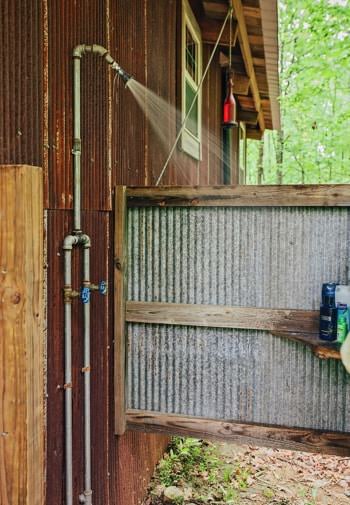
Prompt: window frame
<box><xmin>181</xmin><ymin>0</ymin><xmax>202</xmax><ymax>161</ymax></box>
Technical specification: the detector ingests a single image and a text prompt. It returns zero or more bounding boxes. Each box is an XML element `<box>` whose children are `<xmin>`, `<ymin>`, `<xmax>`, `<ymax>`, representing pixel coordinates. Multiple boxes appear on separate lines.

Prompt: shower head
<box><xmin>111</xmin><ymin>62</ymin><xmax>133</xmax><ymax>84</ymax></box>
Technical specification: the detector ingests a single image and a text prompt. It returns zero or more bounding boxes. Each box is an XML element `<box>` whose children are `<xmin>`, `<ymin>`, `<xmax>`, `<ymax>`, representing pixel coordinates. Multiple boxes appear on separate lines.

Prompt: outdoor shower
<box><xmin>63</xmin><ymin>44</ymin><xmax>131</xmax><ymax>505</ymax></box>
<box><xmin>64</xmin><ymin>11</ymin><xmax>230</xmax><ymax>500</ymax></box>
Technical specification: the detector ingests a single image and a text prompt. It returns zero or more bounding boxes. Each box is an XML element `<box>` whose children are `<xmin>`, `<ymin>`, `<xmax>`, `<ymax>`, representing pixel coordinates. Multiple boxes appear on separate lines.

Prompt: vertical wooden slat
<box><xmin>0</xmin><ymin>165</ymin><xmax>44</xmax><ymax>505</ymax></box>
<box><xmin>114</xmin><ymin>186</ymin><xmax>128</xmax><ymax>435</ymax></box>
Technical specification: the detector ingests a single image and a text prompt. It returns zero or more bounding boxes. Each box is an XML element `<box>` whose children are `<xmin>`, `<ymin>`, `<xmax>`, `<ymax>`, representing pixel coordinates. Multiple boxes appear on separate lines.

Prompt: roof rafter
<box><xmin>230</xmin><ymin>0</ymin><xmax>265</xmax><ymax>131</ymax></box>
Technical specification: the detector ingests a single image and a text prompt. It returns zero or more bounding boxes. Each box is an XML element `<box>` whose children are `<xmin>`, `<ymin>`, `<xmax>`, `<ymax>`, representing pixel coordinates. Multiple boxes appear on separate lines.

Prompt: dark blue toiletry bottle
<box><xmin>319</xmin><ymin>283</ymin><xmax>338</xmax><ymax>341</ymax></box>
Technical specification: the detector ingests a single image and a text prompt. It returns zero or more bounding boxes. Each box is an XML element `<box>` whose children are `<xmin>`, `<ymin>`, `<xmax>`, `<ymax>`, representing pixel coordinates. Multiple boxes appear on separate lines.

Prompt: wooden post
<box><xmin>0</xmin><ymin>165</ymin><xmax>44</xmax><ymax>505</ymax></box>
<box><xmin>114</xmin><ymin>186</ymin><xmax>128</xmax><ymax>435</ymax></box>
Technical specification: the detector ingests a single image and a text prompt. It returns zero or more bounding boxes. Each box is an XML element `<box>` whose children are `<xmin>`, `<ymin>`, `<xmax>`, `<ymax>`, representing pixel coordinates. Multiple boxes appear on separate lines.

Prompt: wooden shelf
<box><xmin>271</xmin><ymin>331</ymin><xmax>341</xmax><ymax>360</ymax></box>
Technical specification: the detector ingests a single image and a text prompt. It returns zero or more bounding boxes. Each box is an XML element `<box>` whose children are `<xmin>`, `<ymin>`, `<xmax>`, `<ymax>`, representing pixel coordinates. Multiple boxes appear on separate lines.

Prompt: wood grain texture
<box><xmin>231</xmin><ymin>0</ymin><xmax>265</xmax><ymax>131</ymax></box>
<box><xmin>199</xmin><ymin>17</ymin><xmax>238</xmax><ymax>47</ymax></box>
<box><xmin>0</xmin><ymin>165</ymin><xmax>44</xmax><ymax>505</ymax></box>
<box><xmin>271</xmin><ymin>331</ymin><xmax>341</xmax><ymax>360</ymax></box>
<box><xmin>114</xmin><ymin>186</ymin><xmax>128</xmax><ymax>435</ymax></box>
<box><xmin>126</xmin><ymin>301</ymin><xmax>319</xmax><ymax>333</ymax></box>
<box><xmin>126</xmin><ymin>410</ymin><xmax>350</xmax><ymax>457</ymax></box>
<box><xmin>126</xmin><ymin>184</ymin><xmax>350</xmax><ymax>207</ymax></box>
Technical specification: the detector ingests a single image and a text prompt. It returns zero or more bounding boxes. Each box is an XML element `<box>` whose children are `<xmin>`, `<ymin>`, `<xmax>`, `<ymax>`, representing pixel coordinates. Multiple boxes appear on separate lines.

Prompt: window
<box><xmin>181</xmin><ymin>0</ymin><xmax>202</xmax><ymax>160</ymax></box>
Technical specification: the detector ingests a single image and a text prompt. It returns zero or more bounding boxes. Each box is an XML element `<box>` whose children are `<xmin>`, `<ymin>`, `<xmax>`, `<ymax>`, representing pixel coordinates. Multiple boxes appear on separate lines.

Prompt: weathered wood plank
<box><xmin>0</xmin><ymin>165</ymin><xmax>44</xmax><ymax>505</ymax></box>
<box><xmin>126</xmin><ymin>301</ymin><xmax>319</xmax><ymax>333</ymax></box>
<box><xmin>126</xmin><ymin>410</ymin><xmax>350</xmax><ymax>457</ymax></box>
<box><xmin>271</xmin><ymin>331</ymin><xmax>341</xmax><ymax>360</ymax></box>
<box><xmin>126</xmin><ymin>185</ymin><xmax>350</xmax><ymax>207</ymax></box>
<box><xmin>114</xmin><ymin>186</ymin><xmax>128</xmax><ymax>435</ymax></box>
<box><xmin>232</xmin><ymin>0</ymin><xmax>265</xmax><ymax>131</ymax></box>
<box><xmin>200</xmin><ymin>17</ymin><xmax>238</xmax><ymax>47</ymax></box>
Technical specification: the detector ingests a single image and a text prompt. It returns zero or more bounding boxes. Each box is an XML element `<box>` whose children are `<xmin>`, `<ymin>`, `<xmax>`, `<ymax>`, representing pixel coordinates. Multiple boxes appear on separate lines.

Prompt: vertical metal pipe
<box><xmin>81</xmin><ymin>239</ymin><xmax>92</xmax><ymax>505</ymax></box>
<box><xmin>73</xmin><ymin>54</ymin><xmax>82</xmax><ymax>233</ymax></box>
<box><xmin>63</xmin><ymin>243</ymin><xmax>74</xmax><ymax>505</ymax></box>
<box><xmin>68</xmin><ymin>44</ymin><xmax>130</xmax><ymax>504</ymax></box>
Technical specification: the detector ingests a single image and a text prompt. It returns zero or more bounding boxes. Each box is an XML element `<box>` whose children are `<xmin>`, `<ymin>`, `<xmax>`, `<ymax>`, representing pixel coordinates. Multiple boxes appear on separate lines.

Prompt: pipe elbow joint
<box><xmin>73</xmin><ymin>44</ymin><xmax>109</xmax><ymax>59</ymax></box>
<box><xmin>91</xmin><ymin>45</ymin><xmax>116</xmax><ymax>65</ymax></box>
<box><xmin>73</xmin><ymin>44</ymin><xmax>88</xmax><ymax>59</ymax></box>
<box><xmin>63</xmin><ymin>234</ymin><xmax>80</xmax><ymax>250</ymax></box>
<box><xmin>73</xmin><ymin>44</ymin><xmax>116</xmax><ymax>66</ymax></box>
<box><xmin>80</xmin><ymin>234</ymin><xmax>91</xmax><ymax>248</ymax></box>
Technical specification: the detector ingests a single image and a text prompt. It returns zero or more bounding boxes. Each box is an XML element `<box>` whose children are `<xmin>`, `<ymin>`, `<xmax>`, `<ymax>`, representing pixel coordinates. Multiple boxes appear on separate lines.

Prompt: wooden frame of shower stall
<box><xmin>114</xmin><ymin>184</ymin><xmax>350</xmax><ymax>456</ymax></box>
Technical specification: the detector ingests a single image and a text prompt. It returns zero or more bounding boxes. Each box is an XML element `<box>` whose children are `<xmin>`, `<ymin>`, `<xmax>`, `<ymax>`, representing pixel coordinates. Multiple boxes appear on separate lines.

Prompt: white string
<box><xmin>155</xmin><ymin>7</ymin><xmax>233</xmax><ymax>186</ymax></box>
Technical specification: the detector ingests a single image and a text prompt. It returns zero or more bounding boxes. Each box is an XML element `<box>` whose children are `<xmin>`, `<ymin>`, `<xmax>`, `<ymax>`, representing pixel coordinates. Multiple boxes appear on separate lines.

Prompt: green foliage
<box><xmin>157</xmin><ymin>437</ymin><xmax>220</xmax><ymax>487</ymax></box>
<box><xmin>154</xmin><ymin>437</ymin><xmax>252</xmax><ymax>503</ymax></box>
<box><xmin>247</xmin><ymin>0</ymin><xmax>350</xmax><ymax>184</ymax></box>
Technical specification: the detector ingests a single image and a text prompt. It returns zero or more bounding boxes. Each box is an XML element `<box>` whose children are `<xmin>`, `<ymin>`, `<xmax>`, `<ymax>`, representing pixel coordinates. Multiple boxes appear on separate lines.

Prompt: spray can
<box><xmin>319</xmin><ymin>283</ymin><xmax>338</xmax><ymax>341</ymax></box>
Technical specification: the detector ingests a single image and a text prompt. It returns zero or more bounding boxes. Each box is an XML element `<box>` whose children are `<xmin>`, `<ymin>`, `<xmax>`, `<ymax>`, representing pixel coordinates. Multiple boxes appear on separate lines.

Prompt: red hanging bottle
<box><xmin>223</xmin><ymin>69</ymin><xmax>237</xmax><ymax>128</ymax></box>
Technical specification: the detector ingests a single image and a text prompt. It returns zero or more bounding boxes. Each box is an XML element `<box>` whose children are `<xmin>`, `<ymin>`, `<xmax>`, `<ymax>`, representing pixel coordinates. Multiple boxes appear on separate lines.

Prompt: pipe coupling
<box><xmin>79</xmin><ymin>490</ymin><xmax>93</xmax><ymax>503</ymax></box>
<box><xmin>63</xmin><ymin>286</ymin><xmax>80</xmax><ymax>303</ymax></box>
<box><xmin>72</xmin><ymin>138</ymin><xmax>82</xmax><ymax>155</ymax></box>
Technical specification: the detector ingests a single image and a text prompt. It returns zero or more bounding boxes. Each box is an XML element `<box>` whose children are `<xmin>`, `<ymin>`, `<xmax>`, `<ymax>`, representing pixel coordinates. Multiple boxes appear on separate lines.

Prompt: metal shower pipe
<box><xmin>63</xmin><ymin>44</ymin><xmax>131</xmax><ymax>505</ymax></box>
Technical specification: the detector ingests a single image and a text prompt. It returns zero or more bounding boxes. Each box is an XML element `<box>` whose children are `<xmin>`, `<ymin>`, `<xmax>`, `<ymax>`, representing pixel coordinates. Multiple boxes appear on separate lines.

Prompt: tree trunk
<box><xmin>276</xmin><ymin>130</ymin><xmax>284</xmax><ymax>184</ymax></box>
<box><xmin>257</xmin><ymin>137</ymin><xmax>264</xmax><ymax>185</ymax></box>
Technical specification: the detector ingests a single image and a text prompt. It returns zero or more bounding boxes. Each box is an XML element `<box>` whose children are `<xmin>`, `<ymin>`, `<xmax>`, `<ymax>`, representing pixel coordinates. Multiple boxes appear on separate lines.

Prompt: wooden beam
<box><xmin>200</xmin><ymin>17</ymin><xmax>238</xmax><ymax>47</ymax></box>
<box><xmin>218</xmin><ymin>60</ymin><xmax>251</xmax><ymax>94</ymax></box>
<box><xmin>126</xmin><ymin>410</ymin><xmax>350</xmax><ymax>457</ymax></box>
<box><xmin>0</xmin><ymin>165</ymin><xmax>44</xmax><ymax>505</ymax></box>
<box><xmin>237</xmin><ymin>109</ymin><xmax>259</xmax><ymax>124</ymax></box>
<box><xmin>202</xmin><ymin>1</ymin><xmax>228</xmax><ymax>19</ymax></box>
<box><xmin>248</xmin><ymin>34</ymin><xmax>264</xmax><ymax>45</ymax></box>
<box><xmin>246</xmin><ymin>126</ymin><xmax>264</xmax><ymax>140</ymax></box>
<box><xmin>243</xmin><ymin>5</ymin><xmax>261</xmax><ymax>19</ymax></box>
<box><xmin>114</xmin><ymin>186</ymin><xmax>128</xmax><ymax>435</ymax></box>
<box><xmin>253</xmin><ymin>56</ymin><xmax>266</xmax><ymax>67</ymax></box>
<box><xmin>231</xmin><ymin>0</ymin><xmax>265</xmax><ymax>130</ymax></box>
<box><xmin>232</xmin><ymin>74</ymin><xmax>250</xmax><ymax>95</ymax></box>
<box><xmin>126</xmin><ymin>185</ymin><xmax>350</xmax><ymax>208</ymax></box>
<box><xmin>126</xmin><ymin>301</ymin><xmax>318</xmax><ymax>333</ymax></box>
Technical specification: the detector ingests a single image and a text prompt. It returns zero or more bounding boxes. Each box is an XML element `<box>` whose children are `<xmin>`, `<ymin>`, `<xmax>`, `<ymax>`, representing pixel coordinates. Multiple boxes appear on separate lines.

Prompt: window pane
<box><xmin>185</xmin><ymin>80</ymin><xmax>198</xmax><ymax>137</ymax></box>
<box><xmin>186</xmin><ymin>27</ymin><xmax>197</xmax><ymax>81</ymax></box>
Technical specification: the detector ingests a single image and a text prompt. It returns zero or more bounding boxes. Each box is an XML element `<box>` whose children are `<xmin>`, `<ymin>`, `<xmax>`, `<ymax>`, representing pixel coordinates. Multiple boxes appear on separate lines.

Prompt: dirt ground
<box><xmin>144</xmin><ymin>441</ymin><xmax>350</xmax><ymax>505</ymax></box>
<box><xmin>214</xmin><ymin>443</ymin><xmax>350</xmax><ymax>505</ymax></box>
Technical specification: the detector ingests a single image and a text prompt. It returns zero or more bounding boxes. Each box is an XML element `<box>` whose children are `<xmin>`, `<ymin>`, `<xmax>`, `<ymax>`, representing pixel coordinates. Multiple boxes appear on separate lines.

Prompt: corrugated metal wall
<box><xmin>127</xmin><ymin>206</ymin><xmax>350</xmax><ymax>431</ymax></box>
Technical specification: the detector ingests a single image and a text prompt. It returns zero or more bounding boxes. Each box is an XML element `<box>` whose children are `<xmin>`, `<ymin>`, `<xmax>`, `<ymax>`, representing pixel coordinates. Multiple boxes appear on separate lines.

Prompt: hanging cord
<box><xmin>229</xmin><ymin>9</ymin><xmax>233</xmax><ymax>70</ymax></box>
<box><xmin>155</xmin><ymin>6</ymin><xmax>233</xmax><ymax>186</ymax></box>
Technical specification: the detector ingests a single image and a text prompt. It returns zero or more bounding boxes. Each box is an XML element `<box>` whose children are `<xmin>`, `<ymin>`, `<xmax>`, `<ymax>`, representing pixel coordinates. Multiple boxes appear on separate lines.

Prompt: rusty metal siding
<box><xmin>201</xmin><ymin>45</ymin><xmax>223</xmax><ymax>185</ymax></box>
<box><xmin>127</xmin><ymin>206</ymin><xmax>350</xmax><ymax>431</ymax></box>
<box><xmin>110</xmin><ymin>0</ymin><xmax>148</xmax><ymax>187</ymax></box>
<box><xmin>0</xmin><ymin>0</ymin><xmax>44</xmax><ymax>167</ymax></box>
<box><xmin>145</xmin><ymin>0</ymin><xmax>177</xmax><ymax>186</ymax></box>
<box><xmin>47</xmin><ymin>0</ymin><xmax>110</xmax><ymax>210</ymax></box>
<box><xmin>46</xmin><ymin>210</ymin><xmax>111</xmax><ymax>504</ymax></box>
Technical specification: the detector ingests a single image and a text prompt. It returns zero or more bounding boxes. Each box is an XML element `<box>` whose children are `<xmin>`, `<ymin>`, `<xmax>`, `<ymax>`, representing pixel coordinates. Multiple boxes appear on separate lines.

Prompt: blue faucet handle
<box><xmin>99</xmin><ymin>281</ymin><xmax>108</xmax><ymax>295</ymax></box>
<box><xmin>81</xmin><ymin>286</ymin><xmax>90</xmax><ymax>304</ymax></box>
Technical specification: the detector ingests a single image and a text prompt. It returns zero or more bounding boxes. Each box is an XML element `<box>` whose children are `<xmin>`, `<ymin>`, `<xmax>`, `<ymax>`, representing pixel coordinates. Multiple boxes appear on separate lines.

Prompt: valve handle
<box><xmin>99</xmin><ymin>280</ymin><xmax>108</xmax><ymax>295</ymax></box>
<box><xmin>81</xmin><ymin>286</ymin><xmax>90</xmax><ymax>304</ymax></box>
